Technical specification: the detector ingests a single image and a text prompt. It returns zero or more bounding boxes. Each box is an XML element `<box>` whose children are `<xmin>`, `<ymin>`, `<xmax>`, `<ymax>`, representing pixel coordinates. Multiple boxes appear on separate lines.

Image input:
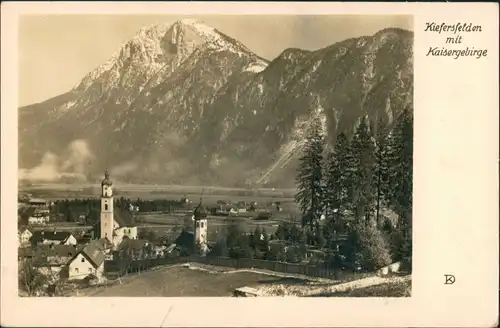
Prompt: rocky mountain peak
<box><xmin>19</xmin><ymin>24</ymin><xmax>413</xmax><ymax>188</ymax></box>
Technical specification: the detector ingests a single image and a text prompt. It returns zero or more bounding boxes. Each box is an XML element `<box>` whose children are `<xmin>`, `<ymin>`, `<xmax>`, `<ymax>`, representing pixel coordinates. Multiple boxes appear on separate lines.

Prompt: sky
<box><xmin>19</xmin><ymin>15</ymin><xmax>412</xmax><ymax>106</ymax></box>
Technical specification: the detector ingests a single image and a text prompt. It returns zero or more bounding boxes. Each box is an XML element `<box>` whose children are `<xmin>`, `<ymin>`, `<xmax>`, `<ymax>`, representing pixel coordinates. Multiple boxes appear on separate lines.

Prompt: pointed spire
<box><xmin>198</xmin><ymin>188</ymin><xmax>204</xmax><ymax>205</ymax></box>
<box><xmin>194</xmin><ymin>191</ymin><xmax>207</xmax><ymax>220</ymax></box>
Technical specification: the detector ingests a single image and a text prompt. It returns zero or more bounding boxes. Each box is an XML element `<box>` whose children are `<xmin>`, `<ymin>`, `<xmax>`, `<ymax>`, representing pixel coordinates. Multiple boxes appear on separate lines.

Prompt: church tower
<box><xmin>100</xmin><ymin>169</ymin><xmax>114</xmax><ymax>241</ymax></box>
<box><xmin>193</xmin><ymin>198</ymin><xmax>209</xmax><ymax>256</ymax></box>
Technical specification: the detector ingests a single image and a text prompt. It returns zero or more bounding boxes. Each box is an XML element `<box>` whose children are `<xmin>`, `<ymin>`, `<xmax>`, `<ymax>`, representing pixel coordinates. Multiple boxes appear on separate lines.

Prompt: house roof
<box><xmin>119</xmin><ymin>239</ymin><xmax>149</xmax><ymax>251</ymax></box>
<box><xmin>28</xmin><ymin>198</ymin><xmax>46</xmax><ymax>204</ymax></box>
<box><xmin>114</xmin><ymin>209</ymin><xmax>136</xmax><ymax>227</ymax></box>
<box><xmin>19</xmin><ymin>228</ymin><xmax>32</xmax><ymax>235</ymax></box>
<box><xmin>77</xmin><ymin>234</ymin><xmax>93</xmax><ymax>243</ymax></box>
<box><xmin>20</xmin><ymin>244</ymin><xmax>84</xmax><ymax>264</ymax></box>
<box><xmin>95</xmin><ymin>237</ymin><xmax>114</xmax><ymax>249</ymax></box>
<box><xmin>31</xmin><ymin>231</ymin><xmax>73</xmax><ymax>244</ymax></box>
<box><xmin>80</xmin><ymin>239</ymin><xmax>108</xmax><ymax>268</ymax></box>
<box><xmin>174</xmin><ymin>230</ymin><xmax>194</xmax><ymax>249</ymax></box>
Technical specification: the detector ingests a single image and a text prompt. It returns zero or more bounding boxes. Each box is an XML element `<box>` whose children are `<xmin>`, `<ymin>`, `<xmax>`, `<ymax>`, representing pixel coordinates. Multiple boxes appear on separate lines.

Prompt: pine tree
<box><xmin>349</xmin><ymin>117</ymin><xmax>377</xmax><ymax>225</ymax></box>
<box><xmin>325</xmin><ymin>133</ymin><xmax>351</xmax><ymax>224</ymax></box>
<box><xmin>373</xmin><ymin>115</ymin><xmax>390</xmax><ymax>227</ymax></box>
<box><xmin>386</xmin><ymin>108</ymin><xmax>413</xmax><ymax>229</ymax></box>
<box><xmin>295</xmin><ymin>117</ymin><xmax>325</xmax><ymax>230</ymax></box>
<box><xmin>385</xmin><ymin>108</ymin><xmax>413</xmax><ymax>259</ymax></box>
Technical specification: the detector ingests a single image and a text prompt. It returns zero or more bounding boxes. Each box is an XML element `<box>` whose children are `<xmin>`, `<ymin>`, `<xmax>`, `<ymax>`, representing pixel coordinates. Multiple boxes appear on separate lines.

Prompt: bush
<box><xmin>349</xmin><ymin>224</ymin><xmax>392</xmax><ymax>270</ymax></box>
<box><xmin>387</xmin><ymin>230</ymin><xmax>404</xmax><ymax>261</ymax></box>
<box><xmin>209</xmin><ymin>239</ymin><xmax>229</xmax><ymax>257</ymax></box>
<box><xmin>286</xmin><ymin>246</ymin><xmax>305</xmax><ymax>263</ymax></box>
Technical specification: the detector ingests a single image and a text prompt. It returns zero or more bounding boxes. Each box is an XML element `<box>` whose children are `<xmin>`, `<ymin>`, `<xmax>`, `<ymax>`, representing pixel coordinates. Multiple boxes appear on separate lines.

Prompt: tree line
<box><xmin>46</xmin><ymin>197</ymin><xmax>186</xmax><ymax>224</ymax></box>
<box><xmin>294</xmin><ymin>109</ymin><xmax>413</xmax><ymax>270</ymax></box>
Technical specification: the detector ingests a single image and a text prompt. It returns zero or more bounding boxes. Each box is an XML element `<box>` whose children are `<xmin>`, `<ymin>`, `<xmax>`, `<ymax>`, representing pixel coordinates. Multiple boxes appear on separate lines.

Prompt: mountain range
<box><xmin>18</xmin><ymin>18</ymin><xmax>414</xmax><ymax>188</ymax></box>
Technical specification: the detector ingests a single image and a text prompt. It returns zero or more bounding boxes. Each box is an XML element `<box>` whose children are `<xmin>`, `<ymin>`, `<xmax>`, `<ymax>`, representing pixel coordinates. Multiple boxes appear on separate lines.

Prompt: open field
<box><xmin>20</xmin><ymin>183</ymin><xmax>296</xmax><ymax>201</ymax></box>
<box><xmin>28</xmin><ymin>217</ymin><xmax>284</xmax><ymax>237</ymax></box>
<box><xmin>21</xmin><ymin>183</ymin><xmax>299</xmax><ymax>237</ymax></box>
<box><xmin>69</xmin><ymin>263</ymin><xmax>410</xmax><ymax>297</ymax></box>
<box><xmin>136</xmin><ymin>212</ymin><xmax>294</xmax><ymax>235</ymax></box>
<box><xmin>71</xmin><ymin>265</ymin><xmax>315</xmax><ymax>297</ymax></box>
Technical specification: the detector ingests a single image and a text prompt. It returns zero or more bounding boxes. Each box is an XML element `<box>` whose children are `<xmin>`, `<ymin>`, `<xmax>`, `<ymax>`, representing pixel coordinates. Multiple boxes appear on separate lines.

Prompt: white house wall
<box><xmin>63</xmin><ymin>235</ymin><xmax>78</xmax><ymax>246</ymax></box>
<box><xmin>67</xmin><ymin>253</ymin><xmax>103</xmax><ymax>281</ymax></box>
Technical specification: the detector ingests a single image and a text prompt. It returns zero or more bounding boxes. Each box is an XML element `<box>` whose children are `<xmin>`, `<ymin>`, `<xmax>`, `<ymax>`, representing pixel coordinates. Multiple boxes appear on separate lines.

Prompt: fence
<box><xmin>104</xmin><ymin>255</ymin><xmax>372</xmax><ymax>282</ymax></box>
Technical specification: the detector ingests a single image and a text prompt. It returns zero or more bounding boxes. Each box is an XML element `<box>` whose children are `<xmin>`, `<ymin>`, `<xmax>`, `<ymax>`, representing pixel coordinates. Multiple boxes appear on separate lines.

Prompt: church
<box><xmin>98</xmin><ymin>170</ymin><xmax>138</xmax><ymax>248</ymax></box>
<box><xmin>173</xmin><ymin>198</ymin><xmax>210</xmax><ymax>256</ymax></box>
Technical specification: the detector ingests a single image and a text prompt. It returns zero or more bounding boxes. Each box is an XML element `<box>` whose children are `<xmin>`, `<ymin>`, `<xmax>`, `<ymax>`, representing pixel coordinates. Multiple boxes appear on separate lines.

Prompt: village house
<box><xmin>112</xmin><ymin>210</ymin><xmax>139</xmax><ymax>246</ymax></box>
<box><xmin>30</xmin><ymin>231</ymin><xmax>78</xmax><ymax>247</ymax></box>
<box><xmin>76</xmin><ymin>230</ymin><xmax>94</xmax><ymax>244</ymax></box>
<box><xmin>35</xmin><ymin>207</ymin><xmax>50</xmax><ymax>215</ymax></box>
<box><xmin>67</xmin><ymin>239</ymin><xmax>112</xmax><ymax>281</ymax></box>
<box><xmin>113</xmin><ymin>239</ymin><xmax>154</xmax><ymax>260</ymax></box>
<box><xmin>28</xmin><ymin>198</ymin><xmax>48</xmax><ymax>208</ymax></box>
<box><xmin>128</xmin><ymin>203</ymin><xmax>140</xmax><ymax>212</ymax></box>
<box><xmin>28</xmin><ymin>212</ymin><xmax>50</xmax><ymax>225</ymax></box>
<box><xmin>19</xmin><ymin>244</ymin><xmax>84</xmax><ymax>283</ymax></box>
<box><xmin>18</xmin><ymin>228</ymin><xmax>33</xmax><ymax>246</ymax></box>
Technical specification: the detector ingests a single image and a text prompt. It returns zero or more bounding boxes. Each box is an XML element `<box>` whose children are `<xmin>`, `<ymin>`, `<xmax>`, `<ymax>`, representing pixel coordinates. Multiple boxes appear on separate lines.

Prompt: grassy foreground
<box><xmin>324</xmin><ymin>279</ymin><xmax>412</xmax><ymax>297</ymax></box>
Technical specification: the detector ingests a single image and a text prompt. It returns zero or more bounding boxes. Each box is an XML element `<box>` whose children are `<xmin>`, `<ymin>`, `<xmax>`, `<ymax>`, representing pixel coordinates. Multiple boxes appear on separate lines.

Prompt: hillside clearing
<box><xmin>69</xmin><ymin>263</ymin><xmax>410</xmax><ymax>297</ymax></box>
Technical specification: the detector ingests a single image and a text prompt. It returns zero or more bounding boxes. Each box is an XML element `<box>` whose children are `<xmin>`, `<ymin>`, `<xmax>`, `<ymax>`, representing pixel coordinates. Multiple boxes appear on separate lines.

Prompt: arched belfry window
<box><xmin>105</xmin><ymin>204</ymin><xmax>108</xmax><ymax>211</ymax></box>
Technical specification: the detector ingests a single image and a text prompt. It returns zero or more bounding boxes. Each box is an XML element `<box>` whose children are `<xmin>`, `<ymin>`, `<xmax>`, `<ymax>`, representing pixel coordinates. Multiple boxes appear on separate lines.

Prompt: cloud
<box><xmin>19</xmin><ymin>152</ymin><xmax>61</xmax><ymax>181</ymax></box>
<box><xmin>61</xmin><ymin>139</ymin><xmax>94</xmax><ymax>173</ymax></box>
<box><xmin>19</xmin><ymin>139</ymin><xmax>93</xmax><ymax>182</ymax></box>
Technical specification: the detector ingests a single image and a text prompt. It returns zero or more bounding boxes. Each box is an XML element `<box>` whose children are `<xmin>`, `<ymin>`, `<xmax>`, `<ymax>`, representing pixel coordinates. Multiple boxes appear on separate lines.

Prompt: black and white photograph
<box><xmin>3</xmin><ymin>2</ymin><xmax>499</xmax><ymax>327</ymax></box>
<box><xmin>16</xmin><ymin>14</ymin><xmax>414</xmax><ymax>298</ymax></box>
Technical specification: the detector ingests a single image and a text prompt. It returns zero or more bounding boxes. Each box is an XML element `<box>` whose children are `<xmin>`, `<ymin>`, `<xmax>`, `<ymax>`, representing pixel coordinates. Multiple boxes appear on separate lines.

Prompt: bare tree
<box><xmin>18</xmin><ymin>258</ymin><xmax>46</xmax><ymax>296</ymax></box>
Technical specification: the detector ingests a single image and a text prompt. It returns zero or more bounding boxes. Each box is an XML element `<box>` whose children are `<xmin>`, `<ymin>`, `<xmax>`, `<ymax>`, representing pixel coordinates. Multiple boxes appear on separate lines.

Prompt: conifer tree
<box><xmin>295</xmin><ymin>117</ymin><xmax>325</xmax><ymax>230</ymax></box>
<box><xmin>349</xmin><ymin>117</ymin><xmax>377</xmax><ymax>225</ymax></box>
<box><xmin>324</xmin><ymin>133</ymin><xmax>351</xmax><ymax>225</ymax></box>
<box><xmin>386</xmin><ymin>108</ymin><xmax>413</xmax><ymax>229</ymax></box>
<box><xmin>373</xmin><ymin>115</ymin><xmax>390</xmax><ymax>227</ymax></box>
<box><xmin>385</xmin><ymin>108</ymin><xmax>413</xmax><ymax>259</ymax></box>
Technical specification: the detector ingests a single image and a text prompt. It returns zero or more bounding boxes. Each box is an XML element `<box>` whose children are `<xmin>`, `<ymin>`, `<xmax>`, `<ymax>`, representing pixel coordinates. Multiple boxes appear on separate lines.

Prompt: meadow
<box><xmin>71</xmin><ymin>265</ymin><xmax>310</xmax><ymax>297</ymax></box>
<box><xmin>21</xmin><ymin>183</ymin><xmax>300</xmax><ymax>237</ymax></box>
<box><xmin>20</xmin><ymin>183</ymin><xmax>296</xmax><ymax>200</ymax></box>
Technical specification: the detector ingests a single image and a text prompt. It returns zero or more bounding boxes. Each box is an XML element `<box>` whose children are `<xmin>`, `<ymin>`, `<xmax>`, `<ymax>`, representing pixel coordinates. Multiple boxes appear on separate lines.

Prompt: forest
<box><xmin>208</xmin><ymin>109</ymin><xmax>413</xmax><ymax>271</ymax></box>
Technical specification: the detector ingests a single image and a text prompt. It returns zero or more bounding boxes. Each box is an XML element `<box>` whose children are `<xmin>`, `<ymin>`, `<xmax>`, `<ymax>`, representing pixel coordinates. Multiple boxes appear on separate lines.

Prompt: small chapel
<box><xmin>98</xmin><ymin>169</ymin><xmax>138</xmax><ymax>248</ymax></box>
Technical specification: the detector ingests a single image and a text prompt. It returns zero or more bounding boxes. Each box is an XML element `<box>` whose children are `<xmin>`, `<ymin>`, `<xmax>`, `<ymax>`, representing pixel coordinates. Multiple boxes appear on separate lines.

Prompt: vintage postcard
<box><xmin>1</xmin><ymin>2</ymin><xmax>498</xmax><ymax>327</ymax></box>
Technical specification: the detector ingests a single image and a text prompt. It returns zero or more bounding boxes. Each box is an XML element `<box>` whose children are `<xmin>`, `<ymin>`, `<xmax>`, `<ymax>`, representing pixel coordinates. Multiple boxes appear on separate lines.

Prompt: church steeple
<box><xmin>193</xmin><ymin>197</ymin><xmax>207</xmax><ymax>220</ymax></box>
<box><xmin>193</xmin><ymin>195</ymin><xmax>208</xmax><ymax>256</ymax></box>
<box><xmin>101</xmin><ymin>169</ymin><xmax>113</xmax><ymax>187</ymax></box>
<box><xmin>100</xmin><ymin>169</ymin><xmax>114</xmax><ymax>241</ymax></box>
